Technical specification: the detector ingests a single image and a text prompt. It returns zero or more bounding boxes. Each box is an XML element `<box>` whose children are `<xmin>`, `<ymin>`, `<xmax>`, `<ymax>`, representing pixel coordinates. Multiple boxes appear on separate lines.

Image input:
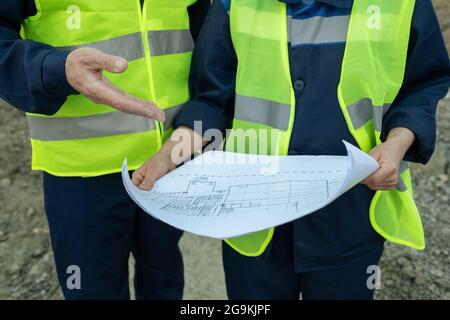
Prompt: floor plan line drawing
<box><xmin>153</xmin><ymin>178</ymin><xmax>341</xmax><ymax>218</ymax></box>
<box><xmin>122</xmin><ymin>141</ymin><xmax>380</xmax><ymax>239</ymax></box>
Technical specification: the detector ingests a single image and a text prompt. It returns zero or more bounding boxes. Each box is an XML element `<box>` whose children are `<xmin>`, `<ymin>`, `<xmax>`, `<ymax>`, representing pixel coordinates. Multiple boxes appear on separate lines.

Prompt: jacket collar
<box><xmin>279</xmin><ymin>0</ymin><xmax>352</xmax><ymax>9</ymax></box>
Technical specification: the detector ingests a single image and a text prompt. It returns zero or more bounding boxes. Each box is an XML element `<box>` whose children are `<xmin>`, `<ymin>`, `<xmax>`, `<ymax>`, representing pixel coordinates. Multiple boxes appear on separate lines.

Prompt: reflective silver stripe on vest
<box><xmin>27</xmin><ymin>112</ymin><xmax>156</xmax><ymax>141</ymax></box>
<box><xmin>347</xmin><ymin>98</ymin><xmax>391</xmax><ymax>131</ymax></box>
<box><xmin>148</xmin><ymin>30</ymin><xmax>194</xmax><ymax>57</ymax></box>
<box><xmin>397</xmin><ymin>161</ymin><xmax>409</xmax><ymax>192</ymax></box>
<box><xmin>163</xmin><ymin>104</ymin><xmax>184</xmax><ymax>130</ymax></box>
<box><xmin>235</xmin><ymin>95</ymin><xmax>291</xmax><ymax>130</ymax></box>
<box><xmin>288</xmin><ymin>15</ymin><xmax>350</xmax><ymax>46</ymax></box>
<box><xmin>57</xmin><ymin>33</ymin><xmax>145</xmax><ymax>62</ymax></box>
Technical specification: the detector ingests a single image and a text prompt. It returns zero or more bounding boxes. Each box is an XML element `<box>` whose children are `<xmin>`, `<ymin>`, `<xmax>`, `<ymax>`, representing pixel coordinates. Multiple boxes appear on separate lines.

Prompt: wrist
<box><xmin>386</xmin><ymin>127</ymin><xmax>415</xmax><ymax>160</ymax></box>
<box><xmin>158</xmin><ymin>141</ymin><xmax>178</xmax><ymax>170</ymax></box>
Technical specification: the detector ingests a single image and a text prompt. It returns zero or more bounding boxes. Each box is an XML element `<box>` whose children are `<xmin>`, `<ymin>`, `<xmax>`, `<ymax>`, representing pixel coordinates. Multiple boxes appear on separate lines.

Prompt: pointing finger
<box><xmin>88</xmin><ymin>79</ymin><xmax>165</xmax><ymax>121</ymax></box>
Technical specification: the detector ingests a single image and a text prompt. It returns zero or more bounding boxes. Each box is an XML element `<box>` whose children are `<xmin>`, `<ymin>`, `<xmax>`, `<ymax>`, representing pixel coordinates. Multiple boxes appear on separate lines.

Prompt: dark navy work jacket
<box><xmin>173</xmin><ymin>0</ymin><xmax>450</xmax><ymax>271</ymax></box>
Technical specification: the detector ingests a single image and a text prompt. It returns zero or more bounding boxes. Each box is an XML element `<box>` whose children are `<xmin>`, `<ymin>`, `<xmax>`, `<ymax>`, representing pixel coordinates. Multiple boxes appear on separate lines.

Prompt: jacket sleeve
<box><xmin>382</xmin><ymin>0</ymin><xmax>450</xmax><ymax>164</ymax></box>
<box><xmin>188</xmin><ymin>0</ymin><xmax>211</xmax><ymax>43</ymax></box>
<box><xmin>0</xmin><ymin>0</ymin><xmax>75</xmax><ymax>115</ymax></box>
<box><xmin>174</xmin><ymin>0</ymin><xmax>237</xmax><ymax>136</ymax></box>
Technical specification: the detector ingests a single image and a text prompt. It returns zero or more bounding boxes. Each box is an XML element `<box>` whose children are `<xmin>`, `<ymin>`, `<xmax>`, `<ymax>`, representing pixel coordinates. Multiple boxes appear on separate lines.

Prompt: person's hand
<box><xmin>362</xmin><ymin>128</ymin><xmax>415</xmax><ymax>190</ymax></box>
<box><xmin>132</xmin><ymin>148</ymin><xmax>176</xmax><ymax>190</ymax></box>
<box><xmin>132</xmin><ymin>126</ymin><xmax>206</xmax><ymax>190</ymax></box>
<box><xmin>65</xmin><ymin>47</ymin><xmax>165</xmax><ymax>121</ymax></box>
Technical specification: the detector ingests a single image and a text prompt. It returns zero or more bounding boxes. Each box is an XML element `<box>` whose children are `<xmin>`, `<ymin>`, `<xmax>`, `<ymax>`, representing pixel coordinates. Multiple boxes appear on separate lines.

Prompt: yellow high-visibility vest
<box><xmin>225</xmin><ymin>0</ymin><xmax>425</xmax><ymax>256</ymax></box>
<box><xmin>22</xmin><ymin>0</ymin><xmax>197</xmax><ymax>177</ymax></box>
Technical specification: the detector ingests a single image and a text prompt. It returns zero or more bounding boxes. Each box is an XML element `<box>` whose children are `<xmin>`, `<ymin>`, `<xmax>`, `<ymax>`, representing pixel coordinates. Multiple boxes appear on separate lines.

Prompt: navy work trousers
<box><xmin>43</xmin><ymin>172</ymin><xmax>184</xmax><ymax>300</ymax></box>
<box><xmin>223</xmin><ymin>223</ymin><xmax>384</xmax><ymax>300</ymax></box>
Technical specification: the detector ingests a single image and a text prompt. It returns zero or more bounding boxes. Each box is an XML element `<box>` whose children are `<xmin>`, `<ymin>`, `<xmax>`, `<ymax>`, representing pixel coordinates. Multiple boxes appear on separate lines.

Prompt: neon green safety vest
<box><xmin>21</xmin><ymin>0</ymin><xmax>196</xmax><ymax>177</ymax></box>
<box><xmin>225</xmin><ymin>0</ymin><xmax>425</xmax><ymax>256</ymax></box>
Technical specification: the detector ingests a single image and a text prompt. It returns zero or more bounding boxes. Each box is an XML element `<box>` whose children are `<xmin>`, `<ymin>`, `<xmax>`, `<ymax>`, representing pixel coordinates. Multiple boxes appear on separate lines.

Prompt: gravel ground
<box><xmin>0</xmin><ymin>0</ymin><xmax>448</xmax><ymax>300</ymax></box>
<box><xmin>376</xmin><ymin>95</ymin><xmax>450</xmax><ymax>300</ymax></box>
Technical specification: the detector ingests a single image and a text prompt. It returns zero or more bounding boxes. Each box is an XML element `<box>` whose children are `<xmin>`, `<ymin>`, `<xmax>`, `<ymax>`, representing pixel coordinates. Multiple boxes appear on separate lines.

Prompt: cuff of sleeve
<box><xmin>381</xmin><ymin>110</ymin><xmax>436</xmax><ymax>164</ymax></box>
<box><xmin>42</xmin><ymin>51</ymin><xmax>78</xmax><ymax>98</ymax></box>
<box><xmin>173</xmin><ymin>100</ymin><xmax>230</xmax><ymax>136</ymax></box>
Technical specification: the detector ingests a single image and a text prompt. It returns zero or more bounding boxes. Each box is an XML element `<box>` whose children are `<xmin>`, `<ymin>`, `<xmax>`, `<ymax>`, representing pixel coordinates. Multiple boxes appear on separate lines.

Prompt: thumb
<box><xmin>138</xmin><ymin>170</ymin><xmax>161</xmax><ymax>191</ymax></box>
<box><xmin>131</xmin><ymin>166</ymin><xmax>147</xmax><ymax>186</ymax></box>
<box><xmin>92</xmin><ymin>52</ymin><xmax>128</xmax><ymax>73</ymax></box>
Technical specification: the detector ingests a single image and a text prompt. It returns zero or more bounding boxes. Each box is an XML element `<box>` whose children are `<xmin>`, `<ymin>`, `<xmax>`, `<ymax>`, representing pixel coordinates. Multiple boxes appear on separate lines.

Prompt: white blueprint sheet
<box><xmin>122</xmin><ymin>141</ymin><xmax>379</xmax><ymax>239</ymax></box>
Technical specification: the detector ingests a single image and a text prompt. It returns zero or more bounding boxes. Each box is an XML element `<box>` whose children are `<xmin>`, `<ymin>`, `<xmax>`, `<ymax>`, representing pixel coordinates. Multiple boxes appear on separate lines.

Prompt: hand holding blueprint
<box><xmin>122</xmin><ymin>141</ymin><xmax>379</xmax><ymax>239</ymax></box>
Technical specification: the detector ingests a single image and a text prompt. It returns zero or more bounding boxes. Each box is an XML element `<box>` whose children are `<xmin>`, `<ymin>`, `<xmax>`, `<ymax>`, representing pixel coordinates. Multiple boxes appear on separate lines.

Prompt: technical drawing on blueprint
<box><xmin>122</xmin><ymin>141</ymin><xmax>379</xmax><ymax>239</ymax></box>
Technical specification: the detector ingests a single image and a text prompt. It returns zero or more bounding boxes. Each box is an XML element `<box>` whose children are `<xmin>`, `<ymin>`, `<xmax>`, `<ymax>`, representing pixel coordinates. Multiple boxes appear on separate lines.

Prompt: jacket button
<box><xmin>294</xmin><ymin>80</ymin><xmax>305</xmax><ymax>91</ymax></box>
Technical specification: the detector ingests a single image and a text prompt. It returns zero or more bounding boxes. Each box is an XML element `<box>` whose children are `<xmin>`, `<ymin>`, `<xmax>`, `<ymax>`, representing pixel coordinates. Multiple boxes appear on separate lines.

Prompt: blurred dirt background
<box><xmin>0</xmin><ymin>0</ymin><xmax>449</xmax><ymax>300</ymax></box>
